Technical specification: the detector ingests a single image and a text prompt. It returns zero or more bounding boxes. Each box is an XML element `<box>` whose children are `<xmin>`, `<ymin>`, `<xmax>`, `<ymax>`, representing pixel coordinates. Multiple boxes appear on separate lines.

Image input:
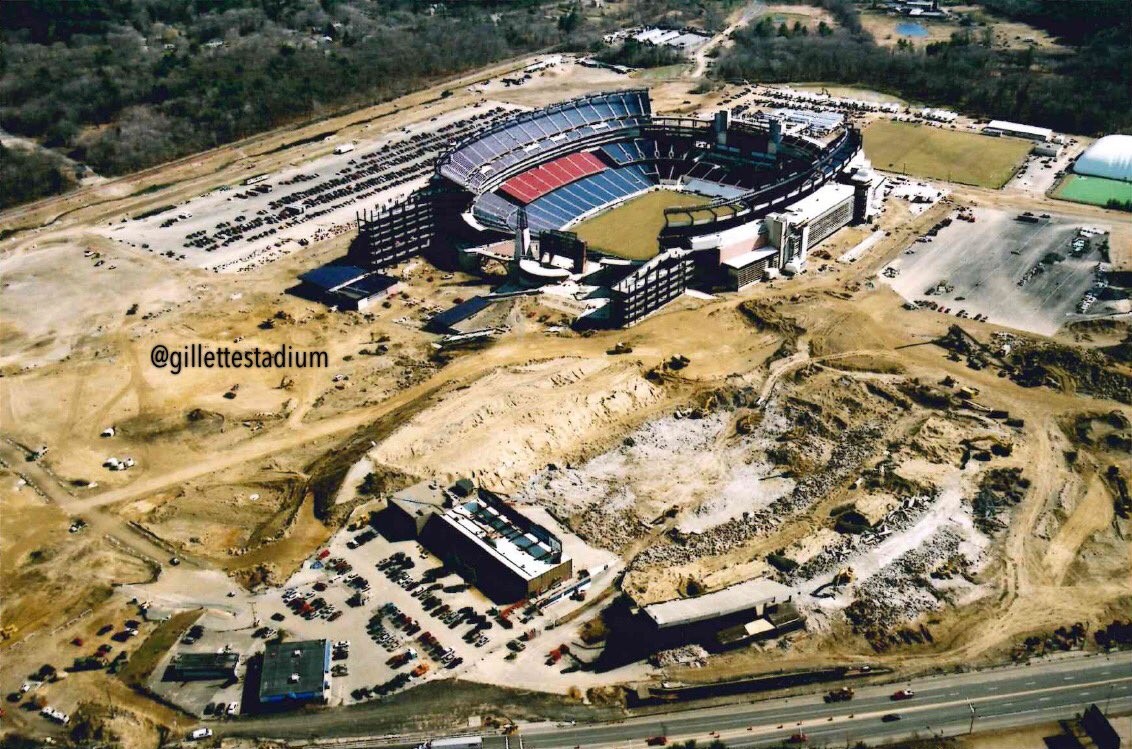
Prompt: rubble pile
<box><xmin>1012</xmin><ymin>622</ymin><xmax>1089</xmax><ymax>661</ymax></box>
<box><xmin>570</xmin><ymin>502</ymin><xmax>651</xmax><ymax>553</ymax></box>
<box><xmin>843</xmin><ymin>527</ymin><xmax>968</xmax><ymax>650</ymax></box>
<box><xmin>632</xmin><ymin>422</ymin><xmax>885</xmax><ymax>569</ymax></box>
<box><xmin>790</xmin><ymin>490</ymin><xmax>940</xmax><ymax>584</ymax></box>
<box><xmin>972</xmin><ymin>467</ymin><xmax>1029</xmax><ymax>533</ymax></box>
<box><xmin>650</xmin><ymin>644</ymin><xmax>709</xmax><ymax>668</ymax></box>
<box><xmin>992</xmin><ymin>331</ymin><xmax>1132</xmax><ymax>404</ymax></box>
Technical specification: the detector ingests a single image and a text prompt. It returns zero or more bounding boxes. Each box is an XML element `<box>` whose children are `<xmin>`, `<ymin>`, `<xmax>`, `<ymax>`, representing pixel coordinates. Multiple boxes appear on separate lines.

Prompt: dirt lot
<box><xmin>2</xmin><ymin>57</ymin><xmax>1131</xmax><ymax>748</ymax></box>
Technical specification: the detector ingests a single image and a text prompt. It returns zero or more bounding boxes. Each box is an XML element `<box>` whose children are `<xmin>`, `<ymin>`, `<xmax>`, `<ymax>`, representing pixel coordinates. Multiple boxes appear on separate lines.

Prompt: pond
<box><xmin>895</xmin><ymin>21</ymin><xmax>929</xmax><ymax>37</ymax></box>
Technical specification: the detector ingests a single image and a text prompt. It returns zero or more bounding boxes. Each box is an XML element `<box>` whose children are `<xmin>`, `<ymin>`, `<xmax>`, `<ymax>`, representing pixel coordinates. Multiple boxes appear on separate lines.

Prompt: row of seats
<box><xmin>439</xmin><ymin>91</ymin><xmax>650</xmax><ymax>191</ymax></box>
<box><xmin>523</xmin><ymin>164</ymin><xmax>656</xmax><ymax>231</ymax></box>
<box><xmin>499</xmin><ymin>152</ymin><xmax>607</xmax><ymax>204</ymax></box>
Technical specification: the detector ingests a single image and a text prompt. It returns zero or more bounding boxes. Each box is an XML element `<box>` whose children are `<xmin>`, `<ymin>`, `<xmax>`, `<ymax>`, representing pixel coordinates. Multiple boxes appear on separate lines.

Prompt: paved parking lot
<box><xmin>132</xmin><ymin>497</ymin><xmax>622</xmax><ymax>715</ymax></box>
<box><xmin>881</xmin><ymin>207</ymin><xmax>1108</xmax><ymax>336</ymax></box>
<box><xmin>99</xmin><ymin>104</ymin><xmax>521</xmax><ymax>272</ymax></box>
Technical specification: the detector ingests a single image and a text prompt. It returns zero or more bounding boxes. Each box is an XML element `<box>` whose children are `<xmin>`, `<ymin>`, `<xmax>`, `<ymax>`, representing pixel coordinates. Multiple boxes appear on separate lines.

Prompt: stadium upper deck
<box><xmin>437</xmin><ymin>89</ymin><xmax>650</xmax><ymax>192</ymax></box>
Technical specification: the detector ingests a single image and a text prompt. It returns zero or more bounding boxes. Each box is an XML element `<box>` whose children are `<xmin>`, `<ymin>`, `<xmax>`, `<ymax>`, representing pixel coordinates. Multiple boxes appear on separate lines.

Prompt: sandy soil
<box><xmin>2</xmin><ymin>55</ymin><xmax>1131</xmax><ymax>747</ymax></box>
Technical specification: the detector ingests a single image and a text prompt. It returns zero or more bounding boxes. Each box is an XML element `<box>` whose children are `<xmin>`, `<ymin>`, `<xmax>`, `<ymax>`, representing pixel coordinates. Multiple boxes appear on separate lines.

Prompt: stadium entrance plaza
<box><xmin>880</xmin><ymin>206</ymin><xmax>1107</xmax><ymax>336</ymax></box>
<box><xmin>133</xmin><ymin>498</ymin><xmax>622</xmax><ymax>716</ymax></box>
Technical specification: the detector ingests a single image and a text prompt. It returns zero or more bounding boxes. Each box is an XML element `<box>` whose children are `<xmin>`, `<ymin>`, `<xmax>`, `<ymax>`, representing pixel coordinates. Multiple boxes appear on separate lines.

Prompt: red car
<box><xmin>891</xmin><ymin>689</ymin><xmax>916</xmax><ymax>701</ymax></box>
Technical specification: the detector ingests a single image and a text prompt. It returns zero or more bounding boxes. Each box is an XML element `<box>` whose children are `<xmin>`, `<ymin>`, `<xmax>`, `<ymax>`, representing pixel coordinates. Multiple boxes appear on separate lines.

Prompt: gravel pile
<box><xmin>789</xmin><ymin>490</ymin><xmax>940</xmax><ymax>584</ymax></box>
<box><xmin>844</xmin><ymin>526</ymin><xmax>965</xmax><ymax>640</ymax></box>
<box><xmin>631</xmin><ymin>422</ymin><xmax>886</xmax><ymax>570</ymax></box>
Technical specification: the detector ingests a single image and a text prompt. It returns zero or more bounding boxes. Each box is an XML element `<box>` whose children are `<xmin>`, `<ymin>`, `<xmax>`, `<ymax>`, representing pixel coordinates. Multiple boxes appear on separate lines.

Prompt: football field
<box><xmin>863</xmin><ymin>120</ymin><xmax>1032</xmax><ymax>188</ymax></box>
<box><xmin>1053</xmin><ymin>174</ymin><xmax>1132</xmax><ymax>208</ymax></box>
<box><xmin>572</xmin><ymin>189</ymin><xmax>713</xmax><ymax>260</ymax></box>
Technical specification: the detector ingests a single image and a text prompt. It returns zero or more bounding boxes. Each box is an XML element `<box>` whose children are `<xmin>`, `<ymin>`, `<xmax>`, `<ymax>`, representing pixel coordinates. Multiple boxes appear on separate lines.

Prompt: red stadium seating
<box><xmin>499</xmin><ymin>152</ymin><xmax>606</xmax><ymax>204</ymax></box>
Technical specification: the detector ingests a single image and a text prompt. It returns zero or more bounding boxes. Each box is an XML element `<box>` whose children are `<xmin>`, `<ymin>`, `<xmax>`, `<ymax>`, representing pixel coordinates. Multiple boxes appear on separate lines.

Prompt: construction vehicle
<box><xmin>825</xmin><ymin>686</ymin><xmax>855</xmax><ymax>703</ymax></box>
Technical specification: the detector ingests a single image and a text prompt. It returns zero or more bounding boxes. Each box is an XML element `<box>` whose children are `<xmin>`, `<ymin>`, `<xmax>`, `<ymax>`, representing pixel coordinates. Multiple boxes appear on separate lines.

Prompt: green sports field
<box><xmin>1053</xmin><ymin>174</ymin><xmax>1132</xmax><ymax>208</ymax></box>
<box><xmin>862</xmin><ymin>120</ymin><xmax>1032</xmax><ymax>188</ymax></box>
<box><xmin>572</xmin><ymin>189</ymin><xmax>712</xmax><ymax>260</ymax></box>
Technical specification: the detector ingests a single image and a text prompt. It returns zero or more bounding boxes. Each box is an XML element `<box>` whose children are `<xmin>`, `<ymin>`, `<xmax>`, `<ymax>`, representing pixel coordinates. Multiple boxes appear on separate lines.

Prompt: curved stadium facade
<box><xmin>315</xmin><ymin>89</ymin><xmax>882</xmax><ymax>327</ymax></box>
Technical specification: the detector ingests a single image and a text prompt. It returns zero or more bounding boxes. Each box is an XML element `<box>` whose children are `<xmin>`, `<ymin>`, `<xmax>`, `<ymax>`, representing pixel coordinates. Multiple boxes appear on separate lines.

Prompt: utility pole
<box><xmin>968</xmin><ymin>701</ymin><xmax>977</xmax><ymax>734</ymax></box>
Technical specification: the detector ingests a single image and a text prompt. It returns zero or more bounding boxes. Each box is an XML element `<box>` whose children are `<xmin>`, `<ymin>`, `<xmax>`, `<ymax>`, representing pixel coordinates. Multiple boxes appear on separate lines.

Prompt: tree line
<box><xmin>711</xmin><ymin>0</ymin><xmax>1131</xmax><ymax>136</ymax></box>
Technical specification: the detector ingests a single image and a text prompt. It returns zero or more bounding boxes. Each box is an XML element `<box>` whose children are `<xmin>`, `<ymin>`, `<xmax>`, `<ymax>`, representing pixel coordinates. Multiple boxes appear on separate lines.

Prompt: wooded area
<box><xmin>711</xmin><ymin>0</ymin><xmax>1131</xmax><ymax>137</ymax></box>
<box><xmin>1</xmin><ymin>0</ymin><xmax>1127</xmax><ymax>210</ymax></box>
<box><xmin>0</xmin><ymin>0</ymin><xmax>597</xmax><ymax>208</ymax></box>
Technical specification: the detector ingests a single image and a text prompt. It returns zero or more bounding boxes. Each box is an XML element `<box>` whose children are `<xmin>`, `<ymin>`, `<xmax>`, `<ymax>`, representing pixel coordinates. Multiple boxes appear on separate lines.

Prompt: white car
<box><xmin>189</xmin><ymin>728</ymin><xmax>213</xmax><ymax>740</ymax></box>
<box><xmin>226</xmin><ymin>702</ymin><xmax>239</xmax><ymax>717</ymax></box>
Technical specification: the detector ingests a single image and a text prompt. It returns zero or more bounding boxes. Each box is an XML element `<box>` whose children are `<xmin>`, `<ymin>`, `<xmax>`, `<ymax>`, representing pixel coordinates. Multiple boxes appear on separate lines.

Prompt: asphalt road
<box><xmin>236</xmin><ymin>654</ymin><xmax>1130</xmax><ymax>748</ymax></box>
<box><xmin>507</xmin><ymin>656</ymin><xmax>1131</xmax><ymax>749</ymax></box>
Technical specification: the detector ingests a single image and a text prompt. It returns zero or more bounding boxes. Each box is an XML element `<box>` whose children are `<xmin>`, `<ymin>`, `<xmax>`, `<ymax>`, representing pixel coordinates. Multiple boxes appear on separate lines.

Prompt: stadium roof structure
<box><xmin>776</xmin><ymin>182</ymin><xmax>854</xmax><ymax>223</ymax></box>
<box><xmin>259</xmin><ymin>640</ymin><xmax>329</xmax><ymax>703</ymax></box>
<box><xmin>1074</xmin><ymin>135</ymin><xmax>1132</xmax><ymax>182</ymax></box>
<box><xmin>643</xmin><ymin>577</ymin><xmax>793</xmax><ymax>629</ymax></box>
<box><xmin>722</xmin><ymin>247</ymin><xmax>777</xmax><ymax>270</ymax></box>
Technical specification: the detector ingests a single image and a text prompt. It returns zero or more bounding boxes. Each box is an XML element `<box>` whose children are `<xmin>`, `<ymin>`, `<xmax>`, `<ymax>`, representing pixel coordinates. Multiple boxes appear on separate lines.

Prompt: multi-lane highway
<box><xmin>505</xmin><ymin>655</ymin><xmax>1131</xmax><ymax>748</ymax></box>
<box><xmin>224</xmin><ymin>654</ymin><xmax>1131</xmax><ymax>748</ymax></box>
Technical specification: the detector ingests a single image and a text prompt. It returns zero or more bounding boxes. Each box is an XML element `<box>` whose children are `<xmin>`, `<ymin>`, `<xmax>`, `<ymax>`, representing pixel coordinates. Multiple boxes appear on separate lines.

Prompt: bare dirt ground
<box><xmin>2</xmin><ymin>58</ymin><xmax>1131</xmax><ymax>748</ymax></box>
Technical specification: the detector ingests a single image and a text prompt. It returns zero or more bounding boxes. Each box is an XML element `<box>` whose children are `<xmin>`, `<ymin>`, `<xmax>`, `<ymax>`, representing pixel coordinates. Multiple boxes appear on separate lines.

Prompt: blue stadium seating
<box><xmin>439</xmin><ymin>90</ymin><xmax>651</xmax><ymax>191</ymax></box>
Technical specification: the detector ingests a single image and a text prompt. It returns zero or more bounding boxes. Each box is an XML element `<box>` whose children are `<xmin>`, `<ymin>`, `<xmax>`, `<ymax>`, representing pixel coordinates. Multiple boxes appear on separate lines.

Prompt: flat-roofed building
<box><xmin>420</xmin><ymin>492</ymin><xmax>572</xmax><ymax>603</ymax></box>
<box><xmin>167</xmin><ymin>652</ymin><xmax>239</xmax><ymax>682</ymax></box>
<box><xmin>724</xmin><ymin>247</ymin><xmax>778</xmax><ymax>291</ymax></box>
<box><xmin>258</xmin><ymin>640</ymin><xmax>331</xmax><ymax>705</ymax></box>
<box><xmin>642</xmin><ymin>577</ymin><xmax>794</xmax><ymax>630</ymax></box>
<box><xmin>983</xmin><ymin>120</ymin><xmax>1052</xmax><ymax>142</ymax></box>
<box><xmin>296</xmin><ymin>264</ymin><xmax>401</xmax><ymax>311</ymax></box>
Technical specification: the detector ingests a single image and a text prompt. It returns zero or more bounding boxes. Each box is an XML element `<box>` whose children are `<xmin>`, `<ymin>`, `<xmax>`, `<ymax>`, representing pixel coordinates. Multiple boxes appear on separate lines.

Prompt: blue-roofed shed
<box><xmin>298</xmin><ymin>264</ymin><xmax>370</xmax><ymax>292</ymax></box>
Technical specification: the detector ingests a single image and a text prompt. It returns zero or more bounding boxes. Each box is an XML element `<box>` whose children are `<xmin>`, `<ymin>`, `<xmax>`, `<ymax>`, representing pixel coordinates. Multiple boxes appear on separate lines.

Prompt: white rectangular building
<box><xmin>983</xmin><ymin>120</ymin><xmax>1052</xmax><ymax>142</ymax></box>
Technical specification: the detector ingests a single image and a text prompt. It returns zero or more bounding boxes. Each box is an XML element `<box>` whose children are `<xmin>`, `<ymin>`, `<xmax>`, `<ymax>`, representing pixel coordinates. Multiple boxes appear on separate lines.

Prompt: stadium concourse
<box><xmin>306</xmin><ymin>89</ymin><xmax>886</xmax><ymax>328</ymax></box>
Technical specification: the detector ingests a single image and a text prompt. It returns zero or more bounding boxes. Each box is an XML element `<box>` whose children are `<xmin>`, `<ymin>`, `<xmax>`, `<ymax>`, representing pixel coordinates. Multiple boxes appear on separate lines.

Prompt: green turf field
<box><xmin>1053</xmin><ymin>174</ymin><xmax>1132</xmax><ymax>208</ymax></box>
<box><xmin>572</xmin><ymin>189</ymin><xmax>712</xmax><ymax>260</ymax></box>
<box><xmin>862</xmin><ymin>120</ymin><xmax>1032</xmax><ymax>188</ymax></box>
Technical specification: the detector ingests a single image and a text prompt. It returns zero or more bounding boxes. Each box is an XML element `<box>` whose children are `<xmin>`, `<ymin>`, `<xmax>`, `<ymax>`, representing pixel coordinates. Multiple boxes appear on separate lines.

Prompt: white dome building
<box><xmin>1074</xmin><ymin>135</ymin><xmax>1132</xmax><ymax>182</ymax></box>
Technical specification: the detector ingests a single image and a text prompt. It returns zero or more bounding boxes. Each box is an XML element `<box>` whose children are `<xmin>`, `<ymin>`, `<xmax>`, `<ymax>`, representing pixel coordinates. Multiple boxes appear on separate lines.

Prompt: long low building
<box><xmin>983</xmin><ymin>119</ymin><xmax>1052</xmax><ymax>142</ymax></box>
<box><xmin>643</xmin><ymin>577</ymin><xmax>794</xmax><ymax>630</ymax></box>
<box><xmin>167</xmin><ymin>652</ymin><xmax>238</xmax><ymax>682</ymax></box>
<box><xmin>295</xmin><ymin>264</ymin><xmax>400</xmax><ymax>311</ymax></box>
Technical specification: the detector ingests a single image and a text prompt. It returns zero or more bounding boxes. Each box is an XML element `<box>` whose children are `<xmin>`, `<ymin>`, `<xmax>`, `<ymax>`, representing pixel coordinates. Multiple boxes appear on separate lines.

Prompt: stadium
<box><xmin>307</xmin><ymin>89</ymin><xmax>883</xmax><ymax>328</ymax></box>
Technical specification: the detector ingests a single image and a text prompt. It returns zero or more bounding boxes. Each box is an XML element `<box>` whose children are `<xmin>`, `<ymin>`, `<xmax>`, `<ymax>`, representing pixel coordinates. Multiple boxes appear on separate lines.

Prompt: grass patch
<box><xmin>1053</xmin><ymin>174</ymin><xmax>1132</xmax><ymax>209</ymax></box>
<box><xmin>630</xmin><ymin>63</ymin><xmax>689</xmax><ymax>81</ymax></box>
<box><xmin>118</xmin><ymin>609</ymin><xmax>201</xmax><ymax>689</ymax></box>
<box><xmin>862</xmin><ymin>120</ymin><xmax>1031</xmax><ymax>188</ymax></box>
<box><xmin>572</xmin><ymin>189</ymin><xmax>712</xmax><ymax>261</ymax></box>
